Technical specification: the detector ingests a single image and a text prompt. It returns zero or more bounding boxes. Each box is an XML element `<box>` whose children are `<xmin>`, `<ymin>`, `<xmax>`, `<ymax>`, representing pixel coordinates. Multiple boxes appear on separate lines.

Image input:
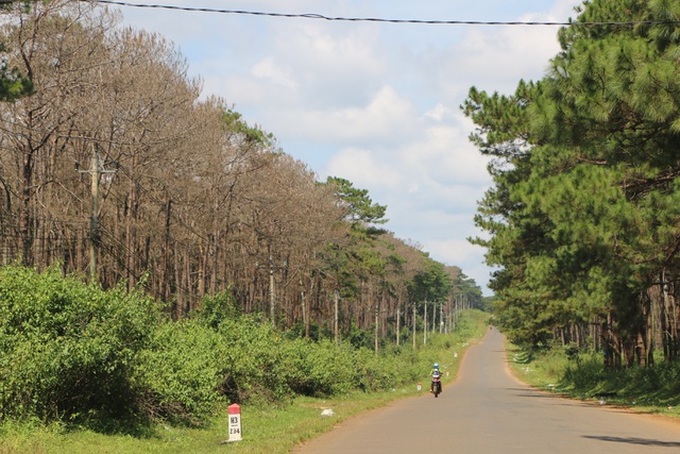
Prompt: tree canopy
<box><xmin>464</xmin><ymin>0</ymin><xmax>680</xmax><ymax>366</ymax></box>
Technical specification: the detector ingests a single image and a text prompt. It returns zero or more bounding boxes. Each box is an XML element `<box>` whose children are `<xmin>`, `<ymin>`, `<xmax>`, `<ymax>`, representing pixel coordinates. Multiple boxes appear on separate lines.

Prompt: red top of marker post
<box><xmin>228</xmin><ymin>403</ymin><xmax>241</xmax><ymax>415</ymax></box>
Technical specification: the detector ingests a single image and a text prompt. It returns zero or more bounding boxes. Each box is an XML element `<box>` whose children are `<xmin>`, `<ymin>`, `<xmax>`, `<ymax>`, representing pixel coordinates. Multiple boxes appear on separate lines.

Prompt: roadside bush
<box><xmin>217</xmin><ymin>316</ymin><xmax>292</xmax><ymax>404</ymax></box>
<box><xmin>191</xmin><ymin>289</ymin><xmax>240</xmax><ymax>330</ymax></box>
<box><xmin>133</xmin><ymin>320</ymin><xmax>226</xmax><ymax>426</ymax></box>
<box><xmin>562</xmin><ymin>352</ymin><xmax>607</xmax><ymax>393</ymax></box>
<box><xmin>281</xmin><ymin>338</ymin><xmax>356</xmax><ymax>397</ymax></box>
<box><xmin>0</xmin><ymin>266</ymin><xmax>158</xmax><ymax>425</ymax></box>
<box><xmin>354</xmin><ymin>347</ymin><xmax>400</xmax><ymax>391</ymax></box>
<box><xmin>534</xmin><ymin>347</ymin><xmax>680</xmax><ymax>408</ymax></box>
<box><xmin>348</xmin><ymin>326</ymin><xmax>374</xmax><ymax>350</ymax></box>
<box><xmin>277</xmin><ymin>338</ymin><xmax>318</xmax><ymax>396</ymax></box>
<box><xmin>392</xmin><ymin>349</ymin><xmax>422</xmax><ymax>384</ymax></box>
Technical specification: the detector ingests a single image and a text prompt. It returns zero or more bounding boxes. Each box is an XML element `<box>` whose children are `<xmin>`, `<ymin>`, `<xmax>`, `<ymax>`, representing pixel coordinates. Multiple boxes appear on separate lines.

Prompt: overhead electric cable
<box><xmin>87</xmin><ymin>0</ymin><xmax>680</xmax><ymax>27</ymax></box>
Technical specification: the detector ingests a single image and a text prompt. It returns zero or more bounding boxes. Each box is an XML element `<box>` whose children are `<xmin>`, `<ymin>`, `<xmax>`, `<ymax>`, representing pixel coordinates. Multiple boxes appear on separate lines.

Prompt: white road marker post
<box><xmin>227</xmin><ymin>403</ymin><xmax>242</xmax><ymax>442</ymax></box>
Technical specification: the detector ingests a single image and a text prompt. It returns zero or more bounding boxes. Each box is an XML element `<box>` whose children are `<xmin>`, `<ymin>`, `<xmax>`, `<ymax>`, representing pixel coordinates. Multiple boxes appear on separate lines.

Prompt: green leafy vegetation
<box><xmin>0</xmin><ymin>265</ymin><xmax>489</xmax><ymax>452</ymax></box>
<box><xmin>509</xmin><ymin>343</ymin><xmax>680</xmax><ymax>420</ymax></box>
<box><xmin>0</xmin><ymin>266</ymin><xmax>159</xmax><ymax>427</ymax></box>
<box><xmin>465</xmin><ymin>0</ymin><xmax>680</xmax><ymax>368</ymax></box>
<box><xmin>134</xmin><ymin>320</ymin><xmax>227</xmax><ymax>426</ymax></box>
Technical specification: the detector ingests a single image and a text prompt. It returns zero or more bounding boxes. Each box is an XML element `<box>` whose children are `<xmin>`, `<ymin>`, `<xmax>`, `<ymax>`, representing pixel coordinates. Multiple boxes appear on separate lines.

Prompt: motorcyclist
<box><xmin>430</xmin><ymin>362</ymin><xmax>442</xmax><ymax>393</ymax></box>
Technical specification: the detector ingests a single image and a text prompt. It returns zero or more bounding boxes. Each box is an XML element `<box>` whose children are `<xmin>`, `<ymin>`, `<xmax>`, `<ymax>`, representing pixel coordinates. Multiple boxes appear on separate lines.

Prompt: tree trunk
<box><xmin>334</xmin><ymin>289</ymin><xmax>339</xmax><ymax>344</ymax></box>
<box><xmin>396</xmin><ymin>305</ymin><xmax>400</xmax><ymax>346</ymax></box>
<box><xmin>423</xmin><ymin>301</ymin><xmax>427</xmax><ymax>345</ymax></box>
<box><xmin>20</xmin><ymin>149</ymin><xmax>35</xmax><ymax>267</ymax></box>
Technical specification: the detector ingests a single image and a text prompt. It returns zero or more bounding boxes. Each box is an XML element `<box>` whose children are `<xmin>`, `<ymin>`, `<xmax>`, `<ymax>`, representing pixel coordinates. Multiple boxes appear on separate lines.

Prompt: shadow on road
<box><xmin>504</xmin><ymin>387</ymin><xmax>588</xmax><ymax>402</ymax></box>
<box><xmin>583</xmin><ymin>435</ymin><xmax>680</xmax><ymax>448</ymax></box>
<box><xmin>505</xmin><ymin>389</ymin><xmax>561</xmax><ymax>399</ymax></box>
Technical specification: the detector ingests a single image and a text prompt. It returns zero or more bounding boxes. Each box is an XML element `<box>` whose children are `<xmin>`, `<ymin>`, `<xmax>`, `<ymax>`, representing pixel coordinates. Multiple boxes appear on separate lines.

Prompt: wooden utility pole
<box><xmin>300</xmin><ymin>279</ymin><xmax>307</xmax><ymax>338</ymax></box>
<box><xmin>269</xmin><ymin>246</ymin><xmax>275</xmax><ymax>326</ymax></box>
<box><xmin>89</xmin><ymin>150</ymin><xmax>99</xmax><ymax>283</ymax></box>
<box><xmin>440</xmin><ymin>301</ymin><xmax>444</xmax><ymax>333</ymax></box>
<box><xmin>374</xmin><ymin>301</ymin><xmax>379</xmax><ymax>353</ymax></box>
<box><xmin>82</xmin><ymin>145</ymin><xmax>115</xmax><ymax>283</ymax></box>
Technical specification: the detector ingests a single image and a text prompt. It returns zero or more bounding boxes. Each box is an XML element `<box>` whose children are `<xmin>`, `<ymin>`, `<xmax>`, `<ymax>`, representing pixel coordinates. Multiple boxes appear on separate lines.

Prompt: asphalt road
<box><xmin>292</xmin><ymin>327</ymin><xmax>680</xmax><ymax>453</ymax></box>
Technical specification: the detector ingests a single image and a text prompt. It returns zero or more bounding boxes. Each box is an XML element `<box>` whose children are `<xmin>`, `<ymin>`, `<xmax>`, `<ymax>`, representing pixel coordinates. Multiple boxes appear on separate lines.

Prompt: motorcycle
<box><xmin>431</xmin><ymin>371</ymin><xmax>442</xmax><ymax>397</ymax></box>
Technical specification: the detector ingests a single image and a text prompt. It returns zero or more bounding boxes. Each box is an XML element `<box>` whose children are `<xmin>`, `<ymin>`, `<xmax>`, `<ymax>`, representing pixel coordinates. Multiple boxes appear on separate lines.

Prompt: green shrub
<box><xmin>278</xmin><ymin>338</ymin><xmax>323</xmax><ymax>396</ymax></box>
<box><xmin>191</xmin><ymin>290</ymin><xmax>240</xmax><ymax>330</ymax></box>
<box><xmin>286</xmin><ymin>339</ymin><xmax>356</xmax><ymax>396</ymax></box>
<box><xmin>562</xmin><ymin>352</ymin><xmax>606</xmax><ymax>394</ymax></box>
<box><xmin>349</xmin><ymin>326</ymin><xmax>374</xmax><ymax>350</ymax></box>
<box><xmin>353</xmin><ymin>347</ymin><xmax>399</xmax><ymax>392</ymax></box>
<box><xmin>133</xmin><ymin>320</ymin><xmax>226</xmax><ymax>426</ymax></box>
<box><xmin>216</xmin><ymin>316</ymin><xmax>293</xmax><ymax>404</ymax></box>
<box><xmin>0</xmin><ymin>266</ymin><xmax>158</xmax><ymax>425</ymax></box>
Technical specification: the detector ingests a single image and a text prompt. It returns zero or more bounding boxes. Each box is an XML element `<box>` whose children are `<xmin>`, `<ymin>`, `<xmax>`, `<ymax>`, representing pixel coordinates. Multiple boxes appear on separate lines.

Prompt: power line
<box><xmin>87</xmin><ymin>0</ymin><xmax>680</xmax><ymax>27</ymax></box>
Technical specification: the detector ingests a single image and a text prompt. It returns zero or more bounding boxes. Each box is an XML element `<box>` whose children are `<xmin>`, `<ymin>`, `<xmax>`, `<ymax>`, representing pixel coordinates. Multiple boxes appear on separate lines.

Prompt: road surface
<box><xmin>292</xmin><ymin>327</ymin><xmax>680</xmax><ymax>453</ymax></box>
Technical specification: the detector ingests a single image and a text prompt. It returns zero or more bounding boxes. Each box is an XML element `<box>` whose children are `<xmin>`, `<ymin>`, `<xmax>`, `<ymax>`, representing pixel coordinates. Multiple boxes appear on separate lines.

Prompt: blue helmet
<box><xmin>434</xmin><ymin>363</ymin><xmax>439</xmax><ymax>368</ymax></box>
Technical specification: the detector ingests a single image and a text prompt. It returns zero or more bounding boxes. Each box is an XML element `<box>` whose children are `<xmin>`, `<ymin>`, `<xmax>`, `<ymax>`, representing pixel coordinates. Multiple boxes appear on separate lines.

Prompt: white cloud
<box><xmin>251</xmin><ymin>56</ymin><xmax>298</xmax><ymax>89</ymax></box>
<box><xmin>426</xmin><ymin>239</ymin><xmax>486</xmax><ymax>269</ymax></box>
<box><xmin>269</xmin><ymin>22</ymin><xmax>387</xmax><ymax>109</ymax></box>
<box><xmin>326</xmin><ymin>147</ymin><xmax>401</xmax><ymax>188</ymax></box>
<box><xmin>274</xmin><ymin>85</ymin><xmax>417</xmax><ymax>144</ymax></box>
<box><xmin>423</xmin><ymin>103</ymin><xmax>453</xmax><ymax>122</ymax></box>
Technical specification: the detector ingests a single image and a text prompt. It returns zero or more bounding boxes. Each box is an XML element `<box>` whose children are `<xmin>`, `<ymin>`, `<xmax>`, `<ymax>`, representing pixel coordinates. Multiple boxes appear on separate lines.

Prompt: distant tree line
<box><xmin>0</xmin><ymin>0</ymin><xmax>483</xmax><ymax>347</ymax></box>
<box><xmin>464</xmin><ymin>0</ymin><xmax>680</xmax><ymax>367</ymax></box>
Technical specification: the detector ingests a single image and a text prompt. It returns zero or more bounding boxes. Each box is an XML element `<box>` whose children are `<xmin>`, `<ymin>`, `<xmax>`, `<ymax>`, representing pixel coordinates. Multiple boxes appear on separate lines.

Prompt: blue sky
<box><xmin>111</xmin><ymin>0</ymin><xmax>583</xmax><ymax>295</ymax></box>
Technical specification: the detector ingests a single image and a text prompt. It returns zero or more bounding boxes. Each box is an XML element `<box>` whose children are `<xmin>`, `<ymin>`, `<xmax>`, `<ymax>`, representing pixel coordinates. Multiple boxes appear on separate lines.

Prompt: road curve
<box><xmin>292</xmin><ymin>327</ymin><xmax>680</xmax><ymax>454</ymax></box>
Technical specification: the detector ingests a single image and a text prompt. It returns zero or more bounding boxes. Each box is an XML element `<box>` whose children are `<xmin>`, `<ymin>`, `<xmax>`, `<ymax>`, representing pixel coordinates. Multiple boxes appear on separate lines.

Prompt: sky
<box><xmin>108</xmin><ymin>0</ymin><xmax>584</xmax><ymax>296</ymax></box>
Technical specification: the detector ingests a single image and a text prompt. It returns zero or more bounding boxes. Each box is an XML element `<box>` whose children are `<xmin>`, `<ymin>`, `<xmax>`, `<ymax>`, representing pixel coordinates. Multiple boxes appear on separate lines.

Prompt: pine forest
<box><xmin>464</xmin><ymin>0</ymin><xmax>680</xmax><ymax>368</ymax></box>
<box><xmin>0</xmin><ymin>0</ymin><xmax>483</xmax><ymax>345</ymax></box>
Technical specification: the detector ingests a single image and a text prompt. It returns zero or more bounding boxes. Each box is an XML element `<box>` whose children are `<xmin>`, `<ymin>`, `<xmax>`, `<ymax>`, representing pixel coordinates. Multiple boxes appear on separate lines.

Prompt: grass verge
<box><xmin>506</xmin><ymin>343</ymin><xmax>680</xmax><ymax>422</ymax></box>
<box><xmin>0</xmin><ymin>311</ymin><xmax>490</xmax><ymax>454</ymax></box>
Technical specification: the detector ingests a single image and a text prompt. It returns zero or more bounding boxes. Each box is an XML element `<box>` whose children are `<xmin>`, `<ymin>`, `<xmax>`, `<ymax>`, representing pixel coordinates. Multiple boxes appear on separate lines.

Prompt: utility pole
<box><xmin>300</xmin><ymin>278</ymin><xmax>307</xmax><ymax>338</ymax></box>
<box><xmin>374</xmin><ymin>301</ymin><xmax>379</xmax><ymax>353</ymax></box>
<box><xmin>81</xmin><ymin>145</ymin><xmax>115</xmax><ymax>283</ymax></box>
<box><xmin>260</xmin><ymin>243</ymin><xmax>287</xmax><ymax>328</ymax></box>
<box><xmin>269</xmin><ymin>246</ymin><xmax>275</xmax><ymax>326</ymax></box>
<box><xmin>89</xmin><ymin>150</ymin><xmax>99</xmax><ymax>283</ymax></box>
<box><xmin>440</xmin><ymin>300</ymin><xmax>444</xmax><ymax>333</ymax></box>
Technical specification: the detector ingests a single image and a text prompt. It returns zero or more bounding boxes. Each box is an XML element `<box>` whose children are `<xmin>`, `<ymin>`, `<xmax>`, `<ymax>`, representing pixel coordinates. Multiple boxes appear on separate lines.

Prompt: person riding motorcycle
<box><xmin>430</xmin><ymin>363</ymin><xmax>442</xmax><ymax>393</ymax></box>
